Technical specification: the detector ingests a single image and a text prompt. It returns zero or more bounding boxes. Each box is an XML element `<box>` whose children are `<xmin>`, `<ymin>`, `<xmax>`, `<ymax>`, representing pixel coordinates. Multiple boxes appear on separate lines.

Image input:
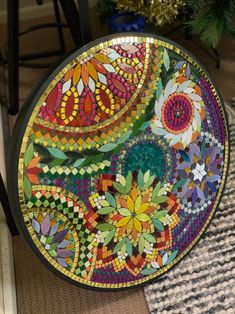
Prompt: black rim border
<box><xmin>7</xmin><ymin>32</ymin><xmax>230</xmax><ymax>292</ymax></box>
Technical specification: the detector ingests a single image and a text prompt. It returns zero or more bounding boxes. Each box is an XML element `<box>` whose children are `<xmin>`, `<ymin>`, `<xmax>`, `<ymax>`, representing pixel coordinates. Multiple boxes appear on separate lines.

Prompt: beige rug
<box><xmin>13</xmin><ymin>235</ymin><xmax>149</xmax><ymax>314</ymax></box>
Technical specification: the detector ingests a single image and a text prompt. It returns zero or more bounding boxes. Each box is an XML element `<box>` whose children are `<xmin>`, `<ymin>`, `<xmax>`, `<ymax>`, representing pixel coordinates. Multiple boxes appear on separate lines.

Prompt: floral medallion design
<box><xmin>12</xmin><ymin>35</ymin><xmax>228</xmax><ymax>290</ymax></box>
<box><xmin>89</xmin><ymin>171</ymin><xmax>179</xmax><ymax>277</ymax></box>
<box><xmin>151</xmin><ymin>76</ymin><xmax>205</xmax><ymax>149</ymax></box>
<box><xmin>173</xmin><ymin>134</ymin><xmax>224</xmax><ymax>213</ymax></box>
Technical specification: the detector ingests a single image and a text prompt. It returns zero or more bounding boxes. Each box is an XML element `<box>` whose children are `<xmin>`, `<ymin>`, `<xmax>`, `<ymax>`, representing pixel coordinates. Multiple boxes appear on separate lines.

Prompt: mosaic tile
<box><xmin>11</xmin><ymin>35</ymin><xmax>229</xmax><ymax>290</ymax></box>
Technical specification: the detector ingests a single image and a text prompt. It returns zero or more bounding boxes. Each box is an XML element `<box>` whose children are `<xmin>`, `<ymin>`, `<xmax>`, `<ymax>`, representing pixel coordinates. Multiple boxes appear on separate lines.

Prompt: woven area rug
<box><xmin>144</xmin><ymin>104</ymin><xmax>235</xmax><ymax>313</ymax></box>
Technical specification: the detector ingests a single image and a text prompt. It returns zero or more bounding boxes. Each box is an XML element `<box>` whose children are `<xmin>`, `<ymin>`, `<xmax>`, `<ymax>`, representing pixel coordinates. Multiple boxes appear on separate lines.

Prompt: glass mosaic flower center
<box><xmin>12</xmin><ymin>35</ymin><xmax>228</xmax><ymax>290</ymax></box>
<box><xmin>192</xmin><ymin>162</ymin><xmax>207</xmax><ymax>182</ymax></box>
<box><xmin>162</xmin><ymin>93</ymin><xmax>194</xmax><ymax>134</ymax></box>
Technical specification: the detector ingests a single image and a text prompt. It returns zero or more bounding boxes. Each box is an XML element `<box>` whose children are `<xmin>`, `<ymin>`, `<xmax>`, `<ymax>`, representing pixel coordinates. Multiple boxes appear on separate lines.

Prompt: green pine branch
<box><xmin>186</xmin><ymin>0</ymin><xmax>235</xmax><ymax>48</ymax></box>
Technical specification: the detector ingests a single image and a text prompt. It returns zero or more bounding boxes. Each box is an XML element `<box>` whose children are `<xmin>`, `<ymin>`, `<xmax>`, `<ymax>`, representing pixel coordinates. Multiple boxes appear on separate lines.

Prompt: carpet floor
<box><xmin>13</xmin><ymin>236</ymin><xmax>148</xmax><ymax>314</ymax></box>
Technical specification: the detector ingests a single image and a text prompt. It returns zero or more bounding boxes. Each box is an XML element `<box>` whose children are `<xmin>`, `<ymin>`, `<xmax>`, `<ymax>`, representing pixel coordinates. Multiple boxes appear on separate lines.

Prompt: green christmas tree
<box><xmin>187</xmin><ymin>0</ymin><xmax>235</xmax><ymax>48</ymax></box>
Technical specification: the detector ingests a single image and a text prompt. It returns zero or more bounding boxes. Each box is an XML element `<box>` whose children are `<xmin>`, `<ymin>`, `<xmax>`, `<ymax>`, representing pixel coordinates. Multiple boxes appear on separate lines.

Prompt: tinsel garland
<box><xmin>117</xmin><ymin>0</ymin><xmax>185</xmax><ymax>26</ymax></box>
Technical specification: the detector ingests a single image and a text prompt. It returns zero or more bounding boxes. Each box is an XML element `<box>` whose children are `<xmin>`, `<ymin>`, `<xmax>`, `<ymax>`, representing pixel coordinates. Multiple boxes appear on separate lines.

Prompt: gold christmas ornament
<box><xmin>117</xmin><ymin>0</ymin><xmax>185</xmax><ymax>26</ymax></box>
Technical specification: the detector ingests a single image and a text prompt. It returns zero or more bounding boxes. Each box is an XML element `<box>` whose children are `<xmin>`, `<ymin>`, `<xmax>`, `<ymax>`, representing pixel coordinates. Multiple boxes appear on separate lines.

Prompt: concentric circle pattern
<box><xmin>11</xmin><ymin>35</ymin><xmax>229</xmax><ymax>290</ymax></box>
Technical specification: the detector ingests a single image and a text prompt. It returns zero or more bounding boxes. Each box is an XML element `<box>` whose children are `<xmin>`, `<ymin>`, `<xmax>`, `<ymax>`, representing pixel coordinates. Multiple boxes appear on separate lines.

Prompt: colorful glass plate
<box><xmin>8</xmin><ymin>34</ymin><xmax>229</xmax><ymax>290</ymax></box>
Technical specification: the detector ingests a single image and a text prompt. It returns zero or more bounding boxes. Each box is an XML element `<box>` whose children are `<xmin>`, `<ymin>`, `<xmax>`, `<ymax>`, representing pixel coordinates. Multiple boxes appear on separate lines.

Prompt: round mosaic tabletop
<box><xmin>9</xmin><ymin>34</ymin><xmax>229</xmax><ymax>290</ymax></box>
